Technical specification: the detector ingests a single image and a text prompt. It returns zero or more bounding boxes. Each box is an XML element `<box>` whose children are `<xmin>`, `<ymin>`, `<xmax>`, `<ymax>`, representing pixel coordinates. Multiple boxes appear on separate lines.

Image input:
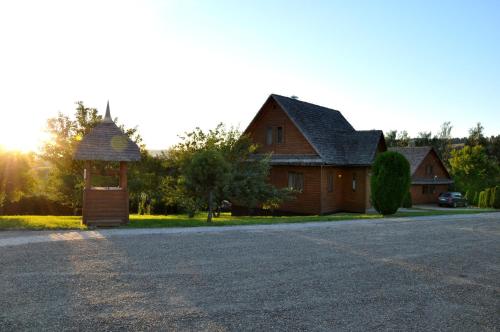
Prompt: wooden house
<box><xmin>74</xmin><ymin>102</ymin><xmax>141</xmax><ymax>226</ymax></box>
<box><xmin>389</xmin><ymin>146</ymin><xmax>453</xmax><ymax>204</ymax></box>
<box><xmin>243</xmin><ymin>94</ymin><xmax>386</xmax><ymax>214</ymax></box>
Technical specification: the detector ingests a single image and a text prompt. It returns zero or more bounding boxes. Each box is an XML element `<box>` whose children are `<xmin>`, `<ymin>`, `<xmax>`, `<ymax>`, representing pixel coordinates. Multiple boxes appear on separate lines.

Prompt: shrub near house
<box><xmin>371</xmin><ymin>151</ymin><xmax>411</xmax><ymax>215</ymax></box>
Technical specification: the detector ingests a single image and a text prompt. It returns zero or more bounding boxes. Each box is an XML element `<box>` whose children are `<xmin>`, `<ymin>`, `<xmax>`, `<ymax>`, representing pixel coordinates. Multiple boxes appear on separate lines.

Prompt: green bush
<box><xmin>484</xmin><ymin>188</ymin><xmax>492</xmax><ymax>208</ymax></box>
<box><xmin>401</xmin><ymin>191</ymin><xmax>412</xmax><ymax>208</ymax></box>
<box><xmin>371</xmin><ymin>151</ymin><xmax>411</xmax><ymax>215</ymax></box>
<box><xmin>489</xmin><ymin>187</ymin><xmax>496</xmax><ymax>207</ymax></box>
<box><xmin>478</xmin><ymin>191</ymin><xmax>486</xmax><ymax>208</ymax></box>
<box><xmin>472</xmin><ymin>191</ymin><xmax>479</xmax><ymax>206</ymax></box>
<box><xmin>492</xmin><ymin>186</ymin><xmax>500</xmax><ymax>209</ymax></box>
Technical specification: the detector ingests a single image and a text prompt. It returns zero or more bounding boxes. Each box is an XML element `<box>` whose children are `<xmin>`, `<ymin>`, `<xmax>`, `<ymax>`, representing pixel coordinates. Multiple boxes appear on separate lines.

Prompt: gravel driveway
<box><xmin>1</xmin><ymin>213</ymin><xmax>499</xmax><ymax>331</ymax></box>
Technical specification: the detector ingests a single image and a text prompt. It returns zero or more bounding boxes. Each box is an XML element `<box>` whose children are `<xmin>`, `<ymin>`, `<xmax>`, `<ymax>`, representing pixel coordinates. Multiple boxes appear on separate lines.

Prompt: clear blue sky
<box><xmin>0</xmin><ymin>0</ymin><xmax>498</xmax><ymax>151</ymax></box>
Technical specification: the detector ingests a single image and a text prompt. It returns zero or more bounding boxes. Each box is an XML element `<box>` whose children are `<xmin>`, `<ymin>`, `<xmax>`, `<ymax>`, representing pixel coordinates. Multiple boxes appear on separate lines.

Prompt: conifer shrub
<box><xmin>472</xmin><ymin>191</ymin><xmax>479</xmax><ymax>206</ymax></box>
<box><xmin>489</xmin><ymin>187</ymin><xmax>496</xmax><ymax>207</ymax></box>
<box><xmin>371</xmin><ymin>151</ymin><xmax>411</xmax><ymax>215</ymax></box>
<box><xmin>478</xmin><ymin>191</ymin><xmax>486</xmax><ymax>208</ymax></box>
<box><xmin>401</xmin><ymin>191</ymin><xmax>412</xmax><ymax>208</ymax></box>
<box><xmin>492</xmin><ymin>186</ymin><xmax>500</xmax><ymax>209</ymax></box>
<box><xmin>484</xmin><ymin>188</ymin><xmax>492</xmax><ymax>208</ymax></box>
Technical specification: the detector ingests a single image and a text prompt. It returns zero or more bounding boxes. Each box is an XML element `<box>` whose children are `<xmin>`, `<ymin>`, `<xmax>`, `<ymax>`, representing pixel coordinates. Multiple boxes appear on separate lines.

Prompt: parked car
<box><xmin>438</xmin><ymin>192</ymin><xmax>468</xmax><ymax>207</ymax></box>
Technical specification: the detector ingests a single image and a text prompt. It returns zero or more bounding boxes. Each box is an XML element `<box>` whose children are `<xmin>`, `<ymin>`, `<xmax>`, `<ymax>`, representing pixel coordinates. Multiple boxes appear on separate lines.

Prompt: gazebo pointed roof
<box><xmin>74</xmin><ymin>102</ymin><xmax>141</xmax><ymax>161</ymax></box>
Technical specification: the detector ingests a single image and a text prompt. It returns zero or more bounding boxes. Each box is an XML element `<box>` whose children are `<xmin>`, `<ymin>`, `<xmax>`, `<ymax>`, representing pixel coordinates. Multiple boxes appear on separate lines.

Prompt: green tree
<box><xmin>396</xmin><ymin>130</ymin><xmax>410</xmax><ymax>147</ymax></box>
<box><xmin>434</xmin><ymin>121</ymin><xmax>453</xmax><ymax>166</ymax></box>
<box><xmin>467</xmin><ymin>122</ymin><xmax>488</xmax><ymax>147</ymax></box>
<box><xmin>183</xmin><ymin>149</ymin><xmax>231</xmax><ymax>222</ymax></box>
<box><xmin>0</xmin><ymin>150</ymin><xmax>35</xmax><ymax>213</ymax></box>
<box><xmin>415</xmin><ymin>131</ymin><xmax>433</xmax><ymax>147</ymax></box>
<box><xmin>449</xmin><ymin>145</ymin><xmax>499</xmax><ymax>195</ymax></box>
<box><xmin>385</xmin><ymin>130</ymin><xmax>397</xmax><ymax>147</ymax></box>
<box><xmin>166</xmin><ymin>124</ymin><xmax>291</xmax><ymax>221</ymax></box>
<box><xmin>371</xmin><ymin>151</ymin><xmax>411</xmax><ymax>215</ymax></box>
<box><xmin>128</xmin><ymin>151</ymin><xmax>169</xmax><ymax>214</ymax></box>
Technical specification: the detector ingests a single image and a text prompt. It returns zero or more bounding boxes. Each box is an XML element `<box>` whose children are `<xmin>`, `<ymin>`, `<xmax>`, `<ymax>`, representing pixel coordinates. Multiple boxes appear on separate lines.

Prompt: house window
<box><xmin>422</xmin><ymin>185</ymin><xmax>436</xmax><ymax>194</ymax></box>
<box><xmin>327</xmin><ymin>174</ymin><xmax>334</xmax><ymax>192</ymax></box>
<box><xmin>276</xmin><ymin>126</ymin><xmax>283</xmax><ymax>144</ymax></box>
<box><xmin>266</xmin><ymin>127</ymin><xmax>273</xmax><ymax>145</ymax></box>
<box><xmin>288</xmin><ymin>172</ymin><xmax>304</xmax><ymax>192</ymax></box>
<box><xmin>352</xmin><ymin>172</ymin><xmax>357</xmax><ymax>192</ymax></box>
<box><xmin>425</xmin><ymin>165</ymin><xmax>433</xmax><ymax>175</ymax></box>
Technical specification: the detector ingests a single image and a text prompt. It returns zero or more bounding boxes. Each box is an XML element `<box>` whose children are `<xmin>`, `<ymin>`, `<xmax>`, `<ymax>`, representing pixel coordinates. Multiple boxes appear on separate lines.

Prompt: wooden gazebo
<box><xmin>74</xmin><ymin>102</ymin><xmax>141</xmax><ymax>226</ymax></box>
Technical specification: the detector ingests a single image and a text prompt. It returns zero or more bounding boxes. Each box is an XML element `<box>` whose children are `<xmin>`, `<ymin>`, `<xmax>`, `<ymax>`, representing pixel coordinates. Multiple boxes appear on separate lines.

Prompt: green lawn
<box><xmin>0</xmin><ymin>208</ymin><xmax>496</xmax><ymax>231</ymax></box>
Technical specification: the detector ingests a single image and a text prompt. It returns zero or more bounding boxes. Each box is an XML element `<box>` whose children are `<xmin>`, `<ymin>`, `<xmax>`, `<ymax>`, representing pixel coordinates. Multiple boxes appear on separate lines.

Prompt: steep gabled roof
<box><xmin>388</xmin><ymin>146</ymin><xmax>450</xmax><ymax>178</ymax></box>
<box><xmin>246</xmin><ymin>94</ymin><xmax>385</xmax><ymax>166</ymax></box>
<box><xmin>74</xmin><ymin>102</ymin><xmax>141</xmax><ymax>162</ymax></box>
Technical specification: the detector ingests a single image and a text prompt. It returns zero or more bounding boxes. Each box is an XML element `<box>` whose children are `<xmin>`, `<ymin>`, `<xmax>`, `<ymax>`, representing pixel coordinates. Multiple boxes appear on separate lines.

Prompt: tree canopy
<box><xmin>164</xmin><ymin>124</ymin><xmax>291</xmax><ymax>221</ymax></box>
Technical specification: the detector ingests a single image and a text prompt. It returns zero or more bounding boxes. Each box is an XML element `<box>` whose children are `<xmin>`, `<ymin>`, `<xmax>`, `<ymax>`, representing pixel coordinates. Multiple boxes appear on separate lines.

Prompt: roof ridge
<box><xmin>271</xmin><ymin>93</ymin><xmax>341</xmax><ymax>113</ymax></box>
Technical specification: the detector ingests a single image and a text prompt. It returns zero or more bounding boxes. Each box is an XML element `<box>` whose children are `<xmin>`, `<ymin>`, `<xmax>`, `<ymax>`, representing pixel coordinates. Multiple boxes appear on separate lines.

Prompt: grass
<box><xmin>0</xmin><ymin>208</ymin><xmax>496</xmax><ymax>231</ymax></box>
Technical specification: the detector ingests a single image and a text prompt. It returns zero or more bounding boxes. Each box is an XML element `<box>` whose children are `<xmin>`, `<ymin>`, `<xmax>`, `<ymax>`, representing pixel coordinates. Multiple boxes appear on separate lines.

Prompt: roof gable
<box><xmin>245</xmin><ymin>94</ymin><xmax>384</xmax><ymax>166</ymax></box>
<box><xmin>388</xmin><ymin>146</ymin><xmax>450</xmax><ymax>177</ymax></box>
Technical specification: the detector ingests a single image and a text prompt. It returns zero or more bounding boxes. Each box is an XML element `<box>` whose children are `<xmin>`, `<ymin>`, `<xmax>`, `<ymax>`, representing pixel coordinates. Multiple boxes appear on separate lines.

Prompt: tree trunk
<box><xmin>207</xmin><ymin>190</ymin><xmax>213</xmax><ymax>223</ymax></box>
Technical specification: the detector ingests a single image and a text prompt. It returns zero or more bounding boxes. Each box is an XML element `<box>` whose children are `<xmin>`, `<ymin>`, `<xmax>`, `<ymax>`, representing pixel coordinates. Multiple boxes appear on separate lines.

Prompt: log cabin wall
<box><xmin>246</xmin><ymin>99</ymin><xmax>318</xmax><ymax>155</ymax></box>
<box><xmin>269</xmin><ymin>166</ymin><xmax>322</xmax><ymax>214</ymax></box>
<box><xmin>336</xmin><ymin>167</ymin><xmax>369</xmax><ymax>213</ymax></box>
<box><xmin>320</xmin><ymin>166</ymin><xmax>343</xmax><ymax>213</ymax></box>
<box><xmin>410</xmin><ymin>184</ymin><xmax>449</xmax><ymax>205</ymax></box>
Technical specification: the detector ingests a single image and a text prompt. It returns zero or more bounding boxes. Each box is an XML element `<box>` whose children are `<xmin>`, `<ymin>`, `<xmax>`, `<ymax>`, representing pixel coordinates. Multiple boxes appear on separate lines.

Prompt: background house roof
<box><xmin>74</xmin><ymin>103</ymin><xmax>141</xmax><ymax>162</ymax></box>
<box><xmin>270</xmin><ymin>94</ymin><xmax>385</xmax><ymax>166</ymax></box>
<box><xmin>388</xmin><ymin>146</ymin><xmax>433</xmax><ymax>175</ymax></box>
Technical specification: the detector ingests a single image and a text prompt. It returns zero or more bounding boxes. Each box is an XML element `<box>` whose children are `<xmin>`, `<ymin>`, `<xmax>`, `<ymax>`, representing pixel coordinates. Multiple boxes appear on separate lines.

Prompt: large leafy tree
<box><xmin>165</xmin><ymin>124</ymin><xmax>291</xmax><ymax>221</ymax></box>
<box><xmin>41</xmin><ymin>101</ymin><xmax>142</xmax><ymax>213</ymax></box>
<box><xmin>449</xmin><ymin>145</ymin><xmax>499</xmax><ymax>194</ymax></box>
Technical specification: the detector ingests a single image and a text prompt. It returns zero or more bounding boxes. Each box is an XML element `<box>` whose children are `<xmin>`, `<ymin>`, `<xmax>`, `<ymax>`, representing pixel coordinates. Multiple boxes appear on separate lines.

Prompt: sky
<box><xmin>0</xmin><ymin>0</ymin><xmax>499</xmax><ymax>152</ymax></box>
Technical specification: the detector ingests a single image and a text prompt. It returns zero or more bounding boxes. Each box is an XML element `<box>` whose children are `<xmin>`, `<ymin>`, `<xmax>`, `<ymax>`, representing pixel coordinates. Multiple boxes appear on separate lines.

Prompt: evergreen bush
<box><xmin>489</xmin><ymin>187</ymin><xmax>496</xmax><ymax>207</ymax></box>
<box><xmin>478</xmin><ymin>191</ymin><xmax>486</xmax><ymax>208</ymax></box>
<box><xmin>371</xmin><ymin>151</ymin><xmax>411</xmax><ymax>215</ymax></box>
<box><xmin>484</xmin><ymin>188</ymin><xmax>492</xmax><ymax>208</ymax></box>
<box><xmin>472</xmin><ymin>191</ymin><xmax>479</xmax><ymax>206</ymax></box>
<box><xmin>401</xmin><ymin>191</ymin><xmax>412</xmax><ymax>208</ymax></box>
<box><xmin>492</xmin><ymin>186</ymin><xmax>500</xmax><ymax>209</ymax></box>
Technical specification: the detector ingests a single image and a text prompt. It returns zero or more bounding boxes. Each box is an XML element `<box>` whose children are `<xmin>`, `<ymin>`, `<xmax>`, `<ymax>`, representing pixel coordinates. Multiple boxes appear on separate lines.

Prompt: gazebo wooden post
<box><xmin>119</xmin><ymin>161</ymin><xmax>129</xmax><ymax>224</ymax></box>
<box><xmin>82</xmin><ymin>161</ymin><xmax>92</xmax><ymax>225</ymax></box>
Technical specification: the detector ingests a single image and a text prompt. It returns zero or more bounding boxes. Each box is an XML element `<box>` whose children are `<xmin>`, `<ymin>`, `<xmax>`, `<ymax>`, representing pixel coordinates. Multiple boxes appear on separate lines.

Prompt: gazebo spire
<box><xmin>103</xmin><ymin>100</ymin><xmax>113</xmax><ymax>123</ymax></box>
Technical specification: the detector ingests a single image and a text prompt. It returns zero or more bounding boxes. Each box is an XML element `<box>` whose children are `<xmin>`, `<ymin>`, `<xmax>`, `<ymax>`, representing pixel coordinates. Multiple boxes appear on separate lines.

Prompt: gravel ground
<box><xmin>0</xmin><ymin>213</ymin><xmax>499</xmax><ymax>331</ymax></box>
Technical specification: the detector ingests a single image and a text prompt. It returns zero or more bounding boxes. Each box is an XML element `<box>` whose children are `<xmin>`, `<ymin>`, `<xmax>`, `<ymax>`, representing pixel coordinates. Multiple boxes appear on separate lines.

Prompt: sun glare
<box><xmin>0</xmin><ymin>126</ymin><xmax>47</xmax><ymax>153</ymax></box>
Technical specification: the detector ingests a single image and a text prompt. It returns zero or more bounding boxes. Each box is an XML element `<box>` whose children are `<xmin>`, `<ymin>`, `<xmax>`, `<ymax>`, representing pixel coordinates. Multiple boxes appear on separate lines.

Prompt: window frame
<box><xmin>288</xmin><ymin>172</ymin><xmax>304</xmax><ymax>192</ymax></box>
<box><xmin>276</xmin><ymin>126</ymin><xmax>283</xmax><ymax>144</ymax></box>
<box><xmin>266</xmin><ymin>127</ymin><xmax>273</xmax><ymax>145</ymax></box>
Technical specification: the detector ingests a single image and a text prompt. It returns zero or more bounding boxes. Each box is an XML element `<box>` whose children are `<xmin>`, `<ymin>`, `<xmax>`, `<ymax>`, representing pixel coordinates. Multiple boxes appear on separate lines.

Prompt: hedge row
<box><xmin>476</xmin><ymin>186</ymin><xmax>500</xmax><ymax>208</ymax></box>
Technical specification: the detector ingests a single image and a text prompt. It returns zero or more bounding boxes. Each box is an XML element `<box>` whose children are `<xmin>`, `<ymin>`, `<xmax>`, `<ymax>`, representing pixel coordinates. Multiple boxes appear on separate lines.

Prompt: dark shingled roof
<box><xmin>74</xmin><ymin>103</ymin><xmax>141</xmax><ymax>161</ymax></box>
<box><xmin>268</xmin><ymin>94</ymin><xmax>384</xmax><ymax>166</ymax></box>
<box><xmin>388</xmin><ymin>146</ymin><xmax>433</xmax><ymax>175</ymax></box>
